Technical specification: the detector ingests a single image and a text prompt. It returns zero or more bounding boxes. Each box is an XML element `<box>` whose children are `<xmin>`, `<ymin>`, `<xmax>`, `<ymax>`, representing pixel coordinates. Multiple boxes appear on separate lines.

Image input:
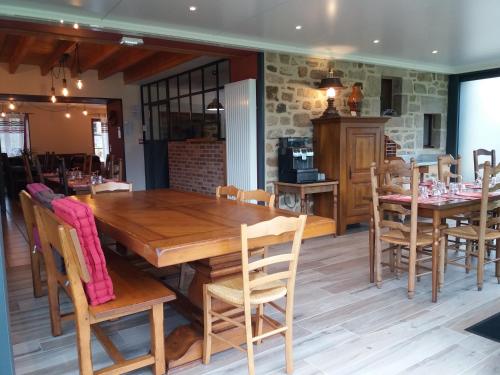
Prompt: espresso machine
<box><xmin>278</xmin><ymin>137</ymin><xmax>319</xmax><ymax>183</ymax></box>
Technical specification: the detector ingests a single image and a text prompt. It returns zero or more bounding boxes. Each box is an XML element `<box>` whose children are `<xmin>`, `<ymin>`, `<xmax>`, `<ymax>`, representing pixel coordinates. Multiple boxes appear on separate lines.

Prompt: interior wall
<box><xmin>0</xmin><ymin>64</ymin><xmax>145</xmax><ymax>190</ymax></box>
<box><xmin>23</xmin><ymin>103</ymin><xmax>106</xmax><ymax>155</ymax></box>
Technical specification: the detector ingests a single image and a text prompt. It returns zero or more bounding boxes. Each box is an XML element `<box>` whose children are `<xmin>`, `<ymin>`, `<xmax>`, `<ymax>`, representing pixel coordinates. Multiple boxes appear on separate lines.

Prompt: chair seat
<box><xmin>443</xmin><ymin>225</ymin><xmax>500</xmax><ymax>241</ymax></box>
<box><xmin>207</xmin><ymin>271</ymin><xmax>287</xmax><ymax>306</ymax></box>
<box><xmin>89</xmin><ymin>252</ymin><xmax>176</xmax><ymax>321</ymax></box>
<box><xmin>381</xmin><ymin>230</ymin><xmax>434</xmax><ymax>247</ymax></box>
<box><xmin>416</xmin><ymin>222</ymin><xmax>448</xmax><ymax>233</ymax></box>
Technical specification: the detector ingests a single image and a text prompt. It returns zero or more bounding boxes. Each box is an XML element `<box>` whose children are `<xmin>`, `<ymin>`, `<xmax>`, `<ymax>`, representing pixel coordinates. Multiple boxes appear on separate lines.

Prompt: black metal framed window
<box><xmin>141</xmin><ymin>59</ymin><xmax>230</xmax><ymax>142</ymax></box>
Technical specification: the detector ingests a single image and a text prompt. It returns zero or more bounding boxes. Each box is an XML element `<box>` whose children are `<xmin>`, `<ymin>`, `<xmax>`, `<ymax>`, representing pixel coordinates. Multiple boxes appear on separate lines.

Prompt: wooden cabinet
<box><xmin>312</xmin><ymin>116</ymin><xmax>389</xmax><ymax>235</ymax></box>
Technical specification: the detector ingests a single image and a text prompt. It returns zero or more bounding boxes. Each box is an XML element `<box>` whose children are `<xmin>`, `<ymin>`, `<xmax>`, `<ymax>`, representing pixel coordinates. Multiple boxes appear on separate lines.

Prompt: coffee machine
<box><xmin>278</xmin><ymin>137</ymin><xmax>319</xmax><ymax>183</ymax></box>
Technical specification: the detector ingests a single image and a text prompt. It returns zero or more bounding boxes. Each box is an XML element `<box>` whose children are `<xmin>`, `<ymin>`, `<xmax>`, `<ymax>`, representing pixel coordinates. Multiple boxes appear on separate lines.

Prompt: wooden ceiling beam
<box><xmin>8</xmin><ymin>35</ymin><xmax>35</xmax><ymax>73</ymax></box>
<box><xmin>98</xmin><ymin>48</ymin><xmax>156</xmax><ymax>80</ymax></box>
<box><xmin>72</xmin><ymin>45</ymin><xmax>121</xmax><ymax>77</ymax></box>
<box><xmin>0</xmin><ymin>19</ymin><xmax>251</xmax><ymax>57</ymax></box>
<box><xmin>123</xmin><ymin>53</ymin><xmax>198</xmax><ymax>84</ymax></box>
<box><xmin>40</xmin><ymin>40</ymin><xmax>76</xmax><ymax>76</ymax></box>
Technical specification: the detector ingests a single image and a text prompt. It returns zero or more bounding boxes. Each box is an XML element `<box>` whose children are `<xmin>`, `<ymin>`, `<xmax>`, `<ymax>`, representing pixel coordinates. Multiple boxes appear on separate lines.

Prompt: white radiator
<box><xmin>224</xmin><ymin>79</ymin><xmax>257</xmax><ymax>191</ymax></box>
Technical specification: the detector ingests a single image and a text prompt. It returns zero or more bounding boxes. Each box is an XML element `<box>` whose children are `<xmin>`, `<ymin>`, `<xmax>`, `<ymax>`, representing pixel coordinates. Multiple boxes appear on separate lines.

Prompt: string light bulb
<box><xmin>61</xmin><ymin>78</ymin><xmax>69</xmax><ymax>96</ymax></box>
<box><xmin>50</xmin><ymin>87</ymin><xmax>57</xmax><ymax>103</ymax></box>
<box><xmin>76</xmin><ymin>78</ymin><xmax>83</xmax><ymax>90</ymax></box>
<box><xmin>82</xmin><ymin>106</ymin><xmax>88</xmax><ymax>116</ymax></box>
<box><xmin>8</xmin><ymin>101</ymin><xmax>15</xmax><ymax>110</ymax></box>
<box><xmin>65</xmin><ymin>111</ymin><xmax>71</xmax><ymax>119</ymax></box>
<box><xmin>1</xmin><ymin>111</ymin><xmax>5</xmax><ymax>118</ymax></box>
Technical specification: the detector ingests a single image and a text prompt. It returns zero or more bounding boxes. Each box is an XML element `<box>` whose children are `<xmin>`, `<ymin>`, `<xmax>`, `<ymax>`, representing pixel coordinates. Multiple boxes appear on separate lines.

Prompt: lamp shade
<box><xmin>318</xmin><ymin>70</ymin><xmax>345</xmax><ymax>89</ymax></box>
<box><xmin>207</xmin><ymin>98</ymin><xmax>224</xmax><ymax>111</ymax></box>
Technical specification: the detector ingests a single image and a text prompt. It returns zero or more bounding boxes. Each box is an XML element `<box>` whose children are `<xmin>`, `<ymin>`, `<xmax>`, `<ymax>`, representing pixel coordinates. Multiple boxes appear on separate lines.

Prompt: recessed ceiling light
<box><xmin>373</xmin><ymin>39</ymin><xmax>380</xmax><ymax>44</ymax></box>
<box><xmin>59</xmin><ymin>19</ymin><xmax>64</xmax><ymax>24</ymax></box>
<box><xmin>73</xmin><ymin>23</ymin><xmax>79</xmax><ymax>29</ymax></box>
<box><xmin>189</xmin><ymin>6</ymin><xmax>197</xmax><ymax>11</ymax></box>
<box><xmin>295</xmin><ymin>25</ymin><xmax>302</xmax><ymax>30</ymax></box>
<box><xmin>432</xmin><ymin>49</ymin><xmax>439</xmax><ymax>54</ymax></box>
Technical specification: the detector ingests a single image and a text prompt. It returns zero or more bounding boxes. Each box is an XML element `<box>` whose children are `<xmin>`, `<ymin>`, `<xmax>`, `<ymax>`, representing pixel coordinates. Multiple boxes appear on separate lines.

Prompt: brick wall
<box><xmin>168</xmin><ymin>141</ymin><xmax>226</xmax><ymax>195</ymax></box>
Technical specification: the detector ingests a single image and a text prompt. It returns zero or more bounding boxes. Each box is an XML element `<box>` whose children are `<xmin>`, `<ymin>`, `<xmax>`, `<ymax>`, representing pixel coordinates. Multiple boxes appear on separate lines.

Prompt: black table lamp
<box><xmin>318</xmin><ymin>69</ymin><xmax>344</xmax><ymax>118</ymax></box>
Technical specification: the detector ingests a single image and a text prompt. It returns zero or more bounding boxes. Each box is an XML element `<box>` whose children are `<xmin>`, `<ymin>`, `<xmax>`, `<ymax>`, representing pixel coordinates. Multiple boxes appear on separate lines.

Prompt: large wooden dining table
<box><xmin>74</xmin><ymin>189</ymin><xmax>335</xmax><ymax>369</ymax></box>
<box><xmin>369</xmin><ymin>191</ymin><xmax>500</xmax><ymax>303</ymax></box>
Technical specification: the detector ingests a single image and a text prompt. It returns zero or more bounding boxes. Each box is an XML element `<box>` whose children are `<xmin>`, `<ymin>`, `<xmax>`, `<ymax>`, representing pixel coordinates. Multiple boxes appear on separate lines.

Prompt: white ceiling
<box><xmin>1</xmin><ymin>0</ymin><xmax>500</xmax><ymax>73</ymax></box>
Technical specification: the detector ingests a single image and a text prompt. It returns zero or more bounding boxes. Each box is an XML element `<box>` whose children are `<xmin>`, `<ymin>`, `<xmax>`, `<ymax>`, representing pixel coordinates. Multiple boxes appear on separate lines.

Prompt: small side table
<box><xmin>273</xmin><ymin>180</ymin><xmax>338</xmax><ymax>223</ymax></box>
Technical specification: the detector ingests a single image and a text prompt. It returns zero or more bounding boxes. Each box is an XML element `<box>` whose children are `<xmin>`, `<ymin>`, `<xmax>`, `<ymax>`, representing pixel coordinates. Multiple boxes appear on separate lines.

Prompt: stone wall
<box><xmin>264</xmin><ymin>52</ymin><xmax>448</xmax><ymax>192</ymax></box>
<box><xmin>168</xmin><ymin>140</ymin><xmax>226</xmax><ymax>195</ymax></box>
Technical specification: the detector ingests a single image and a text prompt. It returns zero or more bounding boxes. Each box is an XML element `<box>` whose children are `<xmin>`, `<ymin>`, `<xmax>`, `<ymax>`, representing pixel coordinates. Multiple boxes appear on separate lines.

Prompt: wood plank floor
<box><xmin>5</xmin><ymin>201</ymin><xmax>500</xmax><ymax>375</ymax></box>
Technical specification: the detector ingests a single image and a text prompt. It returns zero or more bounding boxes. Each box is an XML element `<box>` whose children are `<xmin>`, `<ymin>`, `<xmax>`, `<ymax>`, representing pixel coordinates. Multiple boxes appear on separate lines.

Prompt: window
<box><xmin>141</xmin><ymin>59</ymin><xmax>230</xmax><ymax>142</ymax></box>
<box><xmin>380</xmin><ymin>77</ymin><xmax>402</xmax><ymax>116</ymax></box>
<box><xmin>423</xmin><ymin>114</ymin><xmax>441</xmax><ymax>149</ymax></box>
<box><xmin>92</xmin><ymin>118</ymin><xmax>109</xmax><ymax>162</ymax></box>
<box><xmin>0</xmin><ymin>114</ymin><xmax>28</xmax><ymax>156</ymax></box>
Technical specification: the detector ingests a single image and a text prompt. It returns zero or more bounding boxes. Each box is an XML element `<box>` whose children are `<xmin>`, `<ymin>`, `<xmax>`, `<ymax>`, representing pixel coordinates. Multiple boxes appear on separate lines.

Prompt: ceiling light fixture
<box><xmin>8</xmin><ymin>101</ymin><xmax>15</xmax><ymax>111</ymax></box>
<box><xmin>1</xmin><ymin>104</ymin><xmax>5</xmax><ymax>118</ymax></box>
<box><xmin>73</xmin><ymin>23</ymin><xmax>79</xmax><ymax>29</ymax></box>
<box><xmin>62</xmin><ymin>78</ymin><xmax>69</xmax><ymax>96</ymax></box>
<box><xmin>373</xmin><ymin>39</ymin><xmax>380</xmax><ymax>44</ymax></box>
<box><xmin>295</xmin><ymin>25</ymin><xmax>302</xmax><ymax>30</ymax></box>
<box><xmin>82</xmin><ymin>106</ymin><xmax>88</xmax><ymax>116</ymax></box>
<box><xmin>59</xmin><ymin>19</ymin><xmax>64</xmax><ymax>24</ymax></box>
<box><xmin>189</xmin><ymin>6</ymin><xmax>197</xmax><ymax>11</ymax></box>
<box><xmin>65</xmin><ymin>105</ymin><xmax>71</xmax><ymax>119</ymax></box>
<box><xmin>206</xmin><ymin>98</ymin><xmax>224</xmax><ymax>112</ymax></box>
<box><xmin>432</xmin><ymin>49</ymin><xmax>439</xmax><ymax>54</ymax></box>
<box><xmin>50</xmin><ymin>68</ymin><xmax>57</xmax><ymax>103</ymax></box>
<box><xmin>119</xmin><ymin>36</ymin><xmax>144</xmax><ymax>46</ymax></box>
<box><xmin>74</xmin><ymin>44</ymin><xmax>83</xmax><ymax>90</ymax></box>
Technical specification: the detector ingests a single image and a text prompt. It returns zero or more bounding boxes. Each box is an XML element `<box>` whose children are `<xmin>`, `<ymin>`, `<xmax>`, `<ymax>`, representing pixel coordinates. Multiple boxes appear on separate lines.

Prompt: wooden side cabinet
<box><xmin>312</xmin><ymin>116</ymin><xmax>389</xmax><ymax>235</ymax></box>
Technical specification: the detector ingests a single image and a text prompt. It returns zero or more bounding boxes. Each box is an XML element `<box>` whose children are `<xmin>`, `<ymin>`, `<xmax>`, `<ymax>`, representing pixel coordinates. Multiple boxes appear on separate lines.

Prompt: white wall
<box><xmin>459</xmin><ymin>77</ymin><xmax>500</xmax><ymax>182</ymax></box>
<box><xmin>0</xmin><ymin>64</ymin><xmax>145</xmax><ymax>190</ymax></box>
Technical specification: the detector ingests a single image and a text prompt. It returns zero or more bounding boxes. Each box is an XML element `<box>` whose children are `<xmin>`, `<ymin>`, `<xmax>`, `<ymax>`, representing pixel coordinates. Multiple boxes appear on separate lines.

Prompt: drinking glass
<box><xmin>419</xmin><ymin>186</ymin><xmax>429</xmax><ymax>199</ymax></box>
<box><xmin>449</xmin><ymin>182</ymin><xmax>458</xmax><ymax>195</ymax></box>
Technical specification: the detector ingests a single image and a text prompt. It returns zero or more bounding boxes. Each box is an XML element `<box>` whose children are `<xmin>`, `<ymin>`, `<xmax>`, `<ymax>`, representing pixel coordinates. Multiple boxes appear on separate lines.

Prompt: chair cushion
<box><xmin>52</xmin><ymin>197</ymin><xmax>115</xmax><ymax>306</ymax></box>
<box><xmin>26</xmin><ymin>183</ymin><xmax>52</xmax><ymax>196</ymax></box>
<box><xmin>34</xmin><ymin>190</ymin><xmax>65</xmax><ymax>210</ymax></box>
<box><xmin>207</xmin><ymin>271</ymin><xmax>287</xmax><ymax>306</ymax></box>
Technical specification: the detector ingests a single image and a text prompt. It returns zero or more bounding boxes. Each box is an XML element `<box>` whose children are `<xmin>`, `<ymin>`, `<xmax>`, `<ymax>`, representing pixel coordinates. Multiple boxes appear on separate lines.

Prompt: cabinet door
<box><xmin>345</xmin><ymin>127</ymin><xmax>382</xmax><ymax>218</ymax></box>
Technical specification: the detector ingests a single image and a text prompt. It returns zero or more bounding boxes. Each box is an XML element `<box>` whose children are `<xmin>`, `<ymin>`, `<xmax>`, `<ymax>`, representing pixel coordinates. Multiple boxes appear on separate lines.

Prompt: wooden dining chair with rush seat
<box><xmin>370</xmin><ymin>162</ymin><xmax>446</xmax><ymax>298</ymax></box>
<box><xmin>34</xmin><ymin>204</ymin><xmax>176</xmax><ymax>375</ymax></box>
<box><xmin>442</xmin><ymin>161</ymin><xmax>500</xmax><ymax>291</ymax></box>
<box><xmin>474</xmin><ymin>149</ymin><xmax>496</xmax><ymax>180</ymax></box>
<box><xmin>216</xmin><ymin>185</ymin><xmax>240</xmax><ymax>199</ymax></box>
<box><xmin>203</xmin><ymin>215</ymin><xmax>307</xmax><ymax>375</ymax></box>
<box><xmin>90</xmin><ymin>181</ymin><xmax>133</xmax><ymax>196</ymax></box>
<box><xmin>19</xmin><ymin>190</ymin><xmax>45</xmax><ymax>298</ymax></box>
<box><xmin>237</xmin><ymin>189</ymin><xmax>276</xmax><ymax>207</ymax></box>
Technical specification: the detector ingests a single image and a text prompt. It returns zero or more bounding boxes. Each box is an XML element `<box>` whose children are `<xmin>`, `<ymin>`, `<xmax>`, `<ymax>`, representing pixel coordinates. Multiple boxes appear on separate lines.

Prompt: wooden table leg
<box><xmin>274</xmin><ymin>184</ymin><xmax>280</xmax><ymax>209</ymax></box>
<box><xmin>432</xmin><ymin>210</ymin><xmax>440</xmax><ymax>302</ymax></box>
<box><xmin>300</xmin><ymin>191</ymin><xmax>306</xmax><ymax>214</ymax></box>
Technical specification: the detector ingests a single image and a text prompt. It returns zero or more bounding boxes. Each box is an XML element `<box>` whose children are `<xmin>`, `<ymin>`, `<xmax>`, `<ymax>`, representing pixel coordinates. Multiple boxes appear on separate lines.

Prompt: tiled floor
<box><xmin>6</xmin><ymin>200</ymin><xmax>500</xmax><ymax>375</ymax></box>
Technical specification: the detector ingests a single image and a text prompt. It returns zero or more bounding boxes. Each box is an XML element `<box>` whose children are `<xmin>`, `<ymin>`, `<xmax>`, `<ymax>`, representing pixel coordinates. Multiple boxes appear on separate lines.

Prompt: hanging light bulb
<box><xmin>76</xmin><ymin>78</ymin><xmax>83</xmax><ymax>90</ymax></box>
<box><xmin>82</xmin><ymin>106</ymin><xmax>88</xmax><ymax>116</ymax></box>
<box><xmin>65</xmin><ymin>111</ymin><xmax>71</xmax><ymax>119</ymax></box>
<box><xmin>50</xmin><ymin>87</ymin><xmax>57</xmax><ymax>103</ymax></box>
<box><xmin>61</xmin><ymin>79</ymin><xmax>69</xmax><ymax>96</ymax></box>
<box><xmin>1</xmin><ymin>111</ymin><xmax>5</xmax><ymax>118</ymax></box>
<box><xmin>8</xmin><ymin>101</ymin><xmax>15</xmax><ymax>110</ymax></box>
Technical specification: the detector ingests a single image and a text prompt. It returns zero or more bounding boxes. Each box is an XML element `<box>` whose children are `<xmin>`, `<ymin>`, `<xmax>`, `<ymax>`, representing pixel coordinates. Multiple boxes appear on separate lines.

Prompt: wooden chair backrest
<box><xmin>370</xmin><ymin>161</ymin><xmax>419</xmax><ymax>245</ymax></box>
<box><xmin>237</xmin><ymin>189</ymin><xmax>276</xmax><ymax>207</ymax></box>
<box><xmin>476</xmin><ymin>162</ymin><xmax>500</xmax><ymax>238</ymax></box>
<box><xmin>240</xmin><ymin>215</ymin><xmax>307</xmax><ymax>305</ymax></box>
<box><xmin>474</xmin><ymin>149</ymin><xmax>496</xmax><ymax>179</ymax></box>
<box><xmin>105</xmin><ymin>154</ymin><xmax>113</xmax><ymax>179</ymax></box>
<box><xmin>19</xmin><ymin>190</ymin><xmax>37</xmax><ymax>251</ymax></box>
<box><xmin>58</xmin><ymin>157</ymin><xmax>69</xmax><ymax>196</ymax></box>
<box><xmin>33</xmin><ymin>205</ymin><xmax>90</xmax><ymax>309</ymax></box>
<box><xmin>215</xmin><ymin>185</ymin><xmax>240</xmax><ymax>199</ymax></box>
<box><xmin>23</xmin><ymin>154</ymin><xmax>33</xmax><ymax>184</ymax></box>
<box><xmin>378</xmin><ymin>158</ymin><xmax>412</xmax><ymax>185</ymax></box>
<box><xmin>438</xmin><ymin>154</ymin><xmax>462</xmax><ymax>185</ymax></box>
<box><xmin>82</xmin><ymin>155</ymin><xmax>92</xmax><ymax>176</ymax></box>
<box><xmin>90</xmin><ymin>181</ymin><xmax>132</xmax><ymax>196</ymax></box>
<box><xmin>34</xmin><ymin>156</ymin><xmax>45</xmax><ymax>184</ymax></box>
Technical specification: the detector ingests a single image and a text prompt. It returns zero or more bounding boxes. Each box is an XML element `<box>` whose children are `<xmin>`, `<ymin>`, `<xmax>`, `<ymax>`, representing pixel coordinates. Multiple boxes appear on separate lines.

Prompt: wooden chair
<box><xmin>203</xmin><ymin>215</ymin><xmax>307</xmax><ymax>375</ymax></box>
<box><xmin>34</xmin><ymin>204</ymin><xmax>175</xmax><ymax>375</ymax></box>
<box><xmin>82</xmin><ymin>154</ymin><xmax>93</xmax><ymax>176</ymax></box>
<box><xmin>370</xmin><ymin>162</ymin><xmax>443</xmax><ymax>298</ymax></box>
<box><xmin>19</xmin><ymin>190</ymin><xmax>45</xmax><ymax>297</ymax></box>
<box><xmin>58</xmin><ymin>157</ymin><xmax>69</xmax><ymax>196</ymax></box>
<box><xmin>216</xmin><ymin>185</ymin><xmax>240</xmax><ymax>199</ymax></box>
<box><xmin>443</xmin><ymin>161</ymin><xmax>500</xmax><ymax>291</ymax></box>
<box><xmin>105</xmin><ymin>154</ymin><xmax>113</xmax><ymax>178</ymax></box>
<box><xmin>474</xmin><ymin>149</ymin><xmax>496</xmax><ymax>179</ymax></box>
<box><xmin>237</xmin><ymin>189</ymin><xmax>275</xmax><ymax>207</ymax></box>
<box><xmin>438</xmin><ymin>154</ymin><xmax>462</xmax><ymax>185</ymax></box>
<box><xmin>34</xmin><ymin>156</ymin><xmax>45</xmax><ymax>184</ymax></box>
<box><xmin>90</xmin><ymin>181</ymin><xmax>132</xmax><ymax>196</ymax></box>
<box><xmin>22</xmin><ymin>153</ymin><xmax>33</xmax><ymax>184</ymax></box>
